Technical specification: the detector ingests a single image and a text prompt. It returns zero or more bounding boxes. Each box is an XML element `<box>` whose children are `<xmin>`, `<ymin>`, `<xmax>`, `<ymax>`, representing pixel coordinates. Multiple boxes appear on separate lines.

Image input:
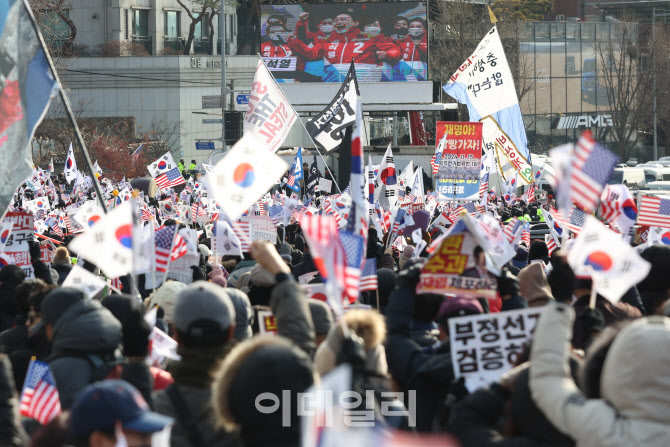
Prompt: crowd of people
<box><xmin>0</xmin><ymin>157</ymin><xmax>668</xmax><ymax>447</ymax></box>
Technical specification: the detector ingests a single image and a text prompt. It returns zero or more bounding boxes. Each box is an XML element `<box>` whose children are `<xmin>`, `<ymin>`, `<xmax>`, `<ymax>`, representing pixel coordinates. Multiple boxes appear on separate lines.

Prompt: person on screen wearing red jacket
<box><xmin>293</xmin><ymin>12</ymin><xmax>334</xmax><ymax>44</ymax></box>
<box><xmin>288</xmin><ymin>13</ymin><xmax>401</xmax><ymax>82</ymax></box>
<box><xmin>393</xmin><ymin>17</ymin><xmax>428</xmax><ymax>81</ymax></box>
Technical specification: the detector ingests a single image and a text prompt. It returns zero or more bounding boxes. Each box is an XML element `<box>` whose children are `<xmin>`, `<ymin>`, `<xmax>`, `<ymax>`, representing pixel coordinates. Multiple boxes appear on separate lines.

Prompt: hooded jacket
<box><xmin>385</xmin><ymin>287</ymin><xmax>453</xmax><ymax>432</ymax></box>
<box><xmin>46</xmin><ymin>299</ymin><xmax>122</xmax><ymax>409</ymax></box>
<box><xmin>530</xmin><ymin>303</ymin><xmax>670</xmax><ymax>446</ymax></box>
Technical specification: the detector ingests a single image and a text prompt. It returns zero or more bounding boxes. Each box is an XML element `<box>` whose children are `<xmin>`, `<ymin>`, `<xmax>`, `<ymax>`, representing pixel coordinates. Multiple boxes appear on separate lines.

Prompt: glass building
<box><xmin>518</xmin><ymin>21</ymin><xmax>628</xmax><ymax>154</ymax></box>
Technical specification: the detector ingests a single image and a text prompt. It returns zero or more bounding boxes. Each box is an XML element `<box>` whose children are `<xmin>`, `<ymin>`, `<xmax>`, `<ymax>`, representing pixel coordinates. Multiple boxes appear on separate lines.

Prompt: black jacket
<box><xmin>46</xmin><ymin>300</ymin><xmax>122</xmax><ymax>409</ymax></box>
<box><xmin>384</xmin><ymin>287</ymin><xmax>454</xmax><ymax>432</ymax></box>
<box><xmin>0</xmin><ymin>355</ymin><xmax>27</xmax><ymax>446</ymax></box>
<box><xmin>51</xmin><ymin>263</ymin><xmax>72</xmax><ymax>285</ymax></box>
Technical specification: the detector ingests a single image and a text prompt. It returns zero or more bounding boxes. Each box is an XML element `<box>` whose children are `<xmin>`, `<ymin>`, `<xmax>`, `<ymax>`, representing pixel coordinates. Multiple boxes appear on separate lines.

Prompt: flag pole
<box><xmin>256</xmin><ymin>56</ymin><xmax>342</xmax><ymax>194</ymax></box>
<box><xmin>23</xmin><ymin>0</ymin><xmax>108</xmax><ymax>214</ymax></box>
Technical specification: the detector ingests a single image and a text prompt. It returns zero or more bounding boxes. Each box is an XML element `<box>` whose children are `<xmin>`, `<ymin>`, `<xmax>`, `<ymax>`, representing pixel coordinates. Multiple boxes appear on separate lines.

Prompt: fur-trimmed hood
<box><xmin>212</xmin><ymin>335</ymin><xmax>316</xmax><ymax>447</ymax></box>
<box><xmin>313</xmin><ymin>309</ymin><xmax>387</xmax><ymax>376</ymax></box>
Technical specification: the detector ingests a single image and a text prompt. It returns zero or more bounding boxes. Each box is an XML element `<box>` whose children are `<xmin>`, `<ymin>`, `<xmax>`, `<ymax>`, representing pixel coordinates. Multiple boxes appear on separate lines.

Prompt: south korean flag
<box><xmin>147</xmin><ymin>152</ymin><xmax>177</xmax><ymax>178</ymax></box>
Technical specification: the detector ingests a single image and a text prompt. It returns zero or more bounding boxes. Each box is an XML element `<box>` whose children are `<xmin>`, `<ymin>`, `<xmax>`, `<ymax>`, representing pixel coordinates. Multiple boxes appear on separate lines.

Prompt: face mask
<box><xmin>396</xmin><ymin>27</ymin><xmax>408</xmax><ymax>36</ymax></box>
<box><xmin>269</xmin><ymin>33</ymin><xmax>279</xmax><ymax>40</ymax></box>
<box><xmin>409</xmin><ymin>27</ymin><xmax>423</xmax><ymax>37</ymax></box>
<box><xmin>321</xmin><ymin>25</ymin><xmax>334</xmax><ymax>34</ymax></box>
<box><xmin>365</xmin><ymin>26</ymin><xmax>381</xmax><ymax>36</ymax></box>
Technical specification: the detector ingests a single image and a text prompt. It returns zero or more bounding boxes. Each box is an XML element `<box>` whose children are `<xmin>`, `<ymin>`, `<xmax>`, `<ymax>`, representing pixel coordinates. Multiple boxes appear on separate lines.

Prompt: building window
<box><xmin>132</xmin><ymin>9</ymin><xmax>148</xmax><ymax>37</ymax></box>
<box><xmin>124</xmin><ymin>9</ymin><xmax>129</xmax><ymax>40</ymax></box>
<box><xmin>164</xmin><ymin>11</ymin><xmax>180</xmax><ymax>37</ymax></box>
<box><xmin>37</xmin><ymin>9</ymin><xmax>71</xmax><ymax>49</ymax></box>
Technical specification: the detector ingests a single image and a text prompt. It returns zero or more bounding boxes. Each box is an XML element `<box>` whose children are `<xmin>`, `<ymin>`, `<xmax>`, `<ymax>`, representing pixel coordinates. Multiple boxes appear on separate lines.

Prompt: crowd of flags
<box><xmin>11</xmin><ymin>0</ymin><xmax>670</xmax><ymax>433</ymax></box>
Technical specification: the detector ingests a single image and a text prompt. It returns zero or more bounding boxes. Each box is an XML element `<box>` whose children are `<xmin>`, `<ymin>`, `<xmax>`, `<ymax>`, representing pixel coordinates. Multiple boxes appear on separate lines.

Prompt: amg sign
<box><xmin>555</xmin><ymin>114</ymin><xmax>613</xmax><ymax>129</ymax></box>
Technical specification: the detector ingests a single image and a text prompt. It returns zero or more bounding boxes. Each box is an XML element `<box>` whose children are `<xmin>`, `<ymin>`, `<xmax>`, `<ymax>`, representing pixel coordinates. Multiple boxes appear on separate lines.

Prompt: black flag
<box><xmin>305</xmin><ymin>61</ymin><xmax>358</xmax><ymax>152</ymax></box>
<box><xmin>305</xmin><ymin>155</ymin><xmax>319</xmax><ymax>196</ymax></box>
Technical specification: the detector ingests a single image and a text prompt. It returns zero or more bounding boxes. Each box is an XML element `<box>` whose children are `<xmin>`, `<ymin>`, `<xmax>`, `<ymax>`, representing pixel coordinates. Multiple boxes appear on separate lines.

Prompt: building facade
<box><xmin>42</xmin><ymin>0</ymin><xmax>238</xmax><ymax>57</ymax></box>
<box><xmin>518</xmin><ymin>20</ymin><xmax>626</xmax><ymax>154</ymax></box>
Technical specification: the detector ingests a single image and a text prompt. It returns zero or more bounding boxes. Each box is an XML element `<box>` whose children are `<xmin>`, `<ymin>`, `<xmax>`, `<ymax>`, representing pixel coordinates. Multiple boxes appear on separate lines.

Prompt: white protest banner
<box><xmin>244</xmin><ymin>59</ymin><xmax>297</xmax><ymax>153</ymax></box>
<box><xmin>62</xmin><ymin>265</ymin><xmax>107</xmax><ymax>299</ymax></box>
<box><xmin>257</xmin><ymin>310</ymin><xmax>278</xmax><ymax>335</ymax></box>
<box><xmin>164</xmin><ymin>253</ymin><xmax>199</xmax><ymax>285</ymax></box>
<box><xmin>318</xmin><ymin>178</ymin><xmax>333</xmax><ymax>194</ymax></box>
<box><xmin>449</xmin><ymin>307</ymin><xmax>542</xmax><ymax>391</ymax></box>
<box><xmin>250</xmin><ymin>215</ymin><xmax>277</xmax><ymax>243</ymax></box>
<box><xmin>444</xmin><ymin>27</ymin><xmax>532</xmax><ymax>185</ymax></box>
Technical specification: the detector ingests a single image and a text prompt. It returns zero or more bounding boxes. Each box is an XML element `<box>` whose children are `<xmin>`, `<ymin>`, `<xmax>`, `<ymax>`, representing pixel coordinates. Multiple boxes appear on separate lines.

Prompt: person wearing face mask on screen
<box><xmin>360</xmin><ymin>16</ymin><xmax>403</xmax><ymax>81</ymax></box>
<box><xmin>393</xmin><ymin>17</ymin><xmax>428</xmax><ymax>81</ymax></box>
<box><xmin>291</xmin><ymin>12</ymin><xmax>333</xmax><ymax>82</ymax></box>
<box><xmin>289</xmin><ymin>11</ymin><xmax>401</xmax><ymax>82</ymax></box>
<box><xmin>261</xmin><ymin>23</ymin><xmax>299</xmax><ymax>83</ymax></box>
<box><xmin>293</xmin><ymin>12</ymin><xmax>334</xmax><ymax>44</ymax></box>
<box><xmin>390</xmin><ymin>16</ymin><xmax>409</xmax><ymax>42</ymax></box>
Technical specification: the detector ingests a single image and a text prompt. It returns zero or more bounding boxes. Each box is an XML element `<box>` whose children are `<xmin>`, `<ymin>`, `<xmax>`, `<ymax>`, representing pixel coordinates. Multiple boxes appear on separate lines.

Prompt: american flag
<box><xmin>269</xmin><ymin>205</ymin><xmax>284</xmax><ymax>226</ymax></box>
<box><xmin>545</xmin><ymin>234</ymin><xmax>559</xmax><ymax>255</ymax></box>
<box><xmin>502</xmin><ymin>217</ymin><xmax>523</xmax><ymax>243</ymax></box>
<box><xmin>479</xmin><ymin>172</ymin><xmax>489</xmax><ymax>199</ymax></box>
<box><xmin>286</xmin><ymin>173</ymin><xmax>297</xmax><ymax>190</ymax></box>
<box><xmin>191</xmin><ymin>203</ymin><xmax>199</xmax><ymax>223</ymax></box>
<box><xmin>551</xmin><ymin>208</ymin><xmax>588</xmax><ymax>236</ymax></box>
<box><xmin>155</xmin><ymin>168</ymin><xmax>186</xmax><ymax>190</ymax></box>
<box><xmin>360</xmin><ymin>258</ymin><xmax>378</xmax><ymax>292</ymax></box>
<box><xmin>140</xmin><ymin>207</ymin><xmax>154</xmax><ymax>223</ymax></box>
<box><xmin>521</xmin><ymin>222</ymin><xmax>530</xmax><ymax>247</ymax></box>
<box><xmin>155</xmin><ymin>225</ymin><xmax>188</xmax><ymax>272</ymax></box>
<box><xmin>638</xmin><ymin>196</ymin><xmax>670</xmax><ymax>227</ymax></box>
<box><xmin>231</xmin><ymin>221</ymin><xmax>251</xmax><ymax>252</ymax></box>
<box><xmin>19</xmin><ymin>359</ymin><xmax>61</xmax><ymax>425</ymax></box>
<box><xmin>522</xmin><ymin>184</ymin><xmax>536</xmax><ymax>203</ymax></box>
<box><xmin>299</xmin><ymin>214</ymin><xmax>339</xmax><ymax>283</ymax></box>
<box><xmin>463</xmin><ymin>202</ymin><xmax>477</xmax><ymax>214</ymax></box>
<box><xmin>51</xmin><ymin>223</ymin><xmax>63</xmax><ymax>237</ymax></box>
<box><xmin>131</xmin><ymin>144</ymin><xmax>144</xmax><ymax>163</ymax></box>
<box><xmin>570</xmin><ymin>132</ymin><xmax>618</xmax><ymax>212</ymax></box>
<box><xmin>339</xmin><ymin>231</ymin><xmax>364</xmax><ymax>303</ymax></box>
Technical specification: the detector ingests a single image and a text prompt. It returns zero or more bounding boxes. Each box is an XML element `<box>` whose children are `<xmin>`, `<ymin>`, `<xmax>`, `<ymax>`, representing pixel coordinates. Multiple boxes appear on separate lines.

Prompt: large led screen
<box><xmin>260</xmin><ymin>2</ymin><xmax>428</xmax><ymax>83</ymax></box>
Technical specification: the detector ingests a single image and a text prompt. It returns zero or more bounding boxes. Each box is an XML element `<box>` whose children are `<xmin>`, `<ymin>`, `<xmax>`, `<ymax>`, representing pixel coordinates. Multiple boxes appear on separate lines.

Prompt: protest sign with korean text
<box><xmin>250</xmin><ymin>215</ymin><xmax>277</xmax><ymax>243</ymax></box>
<box><xmin>434</xmin><ymin>122</ymin><xmax>482</xmax><ymax>200</ymax></box>
<box><xmin>0</xmin><ymin>212</ymin><xmax>44</xmax><ymax>279</ymax></box>
<box><xmin>449</xmin><ymin>307</ymin><xmax>542</xmax><ymax>391</ymax></box>
<box><xmin>416</xmin><ymin>221</ymin><xmax>497</xmax><ymax>299</ymax></box>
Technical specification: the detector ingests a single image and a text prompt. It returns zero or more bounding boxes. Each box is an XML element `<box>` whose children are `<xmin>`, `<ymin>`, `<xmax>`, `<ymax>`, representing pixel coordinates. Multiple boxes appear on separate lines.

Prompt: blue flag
<box><xmin>0</xmin><ymin>0</ymin><xmax>58</xmax><ymax>215</ymax></box>
<box><xmin>286</xmin><ymin>147</ymin><xmax>303</xmax><ymax>193</ymax></box>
